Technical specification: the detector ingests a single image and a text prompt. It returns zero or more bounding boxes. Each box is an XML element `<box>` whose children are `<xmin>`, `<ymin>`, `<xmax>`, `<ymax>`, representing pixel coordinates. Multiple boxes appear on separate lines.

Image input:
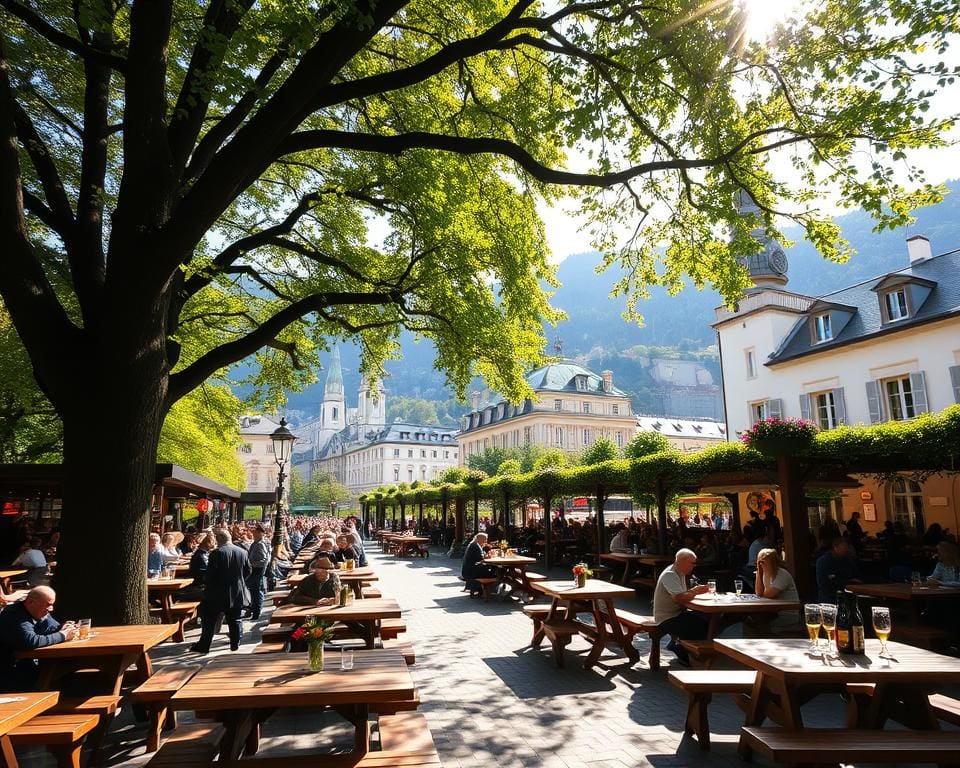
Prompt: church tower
<box><xmin>315</xmin><ymin>346</ymin><xmax>346</xmax><ymax>454</ymax></box>
<box><xmin>357</xmin><ymin>375</ymin><xmax>386</xmax><ymax>433</ymax></box>
<box><xmin>734</xmin><ymin>189</ymin><xmax>789</xmax><ymax>290</ymax></box>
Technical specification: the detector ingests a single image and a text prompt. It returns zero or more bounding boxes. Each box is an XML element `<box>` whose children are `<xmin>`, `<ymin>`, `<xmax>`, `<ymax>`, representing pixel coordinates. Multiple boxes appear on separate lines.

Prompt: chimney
<box><xmin>907</xmin><ymin>235</ymin><xmax>932</xmax><ymax>265</ymax></box>
<box><xmin>601</xmin><ymin>370</ymin><xmax>613</xmax><ymax>393</ymax></box>
<box><xmin>471</xmin><ymin>390</ymin><xmax>481</xmax><ymax>411</ymax></box>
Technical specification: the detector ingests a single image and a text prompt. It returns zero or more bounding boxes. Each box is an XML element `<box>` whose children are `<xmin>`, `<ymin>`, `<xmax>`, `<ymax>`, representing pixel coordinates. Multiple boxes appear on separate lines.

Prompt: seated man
<box><xmin>309</xmin><ymin>538</ymin><xmax>340</xmax><ymax>567</ymax></box>
<box><xmin>335</xmin><ymin>535</ymin><xmax>361</xmax><ymax>565</ymax></box>
<box><xmin>0</xmin><ymin>586</ymin><xmax>78</xmax><ymax>692</ymax></box>
<box><xmin>347</xmin><ymin>532</ymin><xmax>368</xmax><ymax>567</ymax></box>
<box><xmin>816</xmin><ymin>537</ymin><xmax>860</xmax><ymax>602</ymax></box>
<box><xmin>13</xmin><ymin>538</ymin><xmax>49</xmax><ymax>587</ymax></box>
<box><xmin>652</xmin><ymin>548</ymin><xmax>710</xmax><ymax>666</ymax></box>
<box><xmin>461</xmin><ymin>533</ymin><xmax>496</xmax><ymax>597</ymax></box>
<box><xmin>290</xmin><ymin>557</ymin><xmax>342</xmax><ymax>605</ymax></box>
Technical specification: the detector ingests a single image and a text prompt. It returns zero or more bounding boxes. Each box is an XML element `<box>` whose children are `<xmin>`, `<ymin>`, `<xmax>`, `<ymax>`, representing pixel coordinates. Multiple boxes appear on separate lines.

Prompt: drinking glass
<box><xmin>804</xmin><ymin>604</ymin><xmax>823</xmax><ymax>654</ymax></box>
<box><xmin>707</xmin><ymin>580</ymin><xmax>718</xmax><ymax>600</ymax></box>
<box><xmin>78</xmin><ymin>618</ymin><xmax>91</xmax><ymax>640</ymax></box>
<box><xmin>820</xmin><ymin>603</ymin><xmax>837</xmax><ymax>656</ymax></box>
<box><xmin>872</xmin><ymin>606</ymin><xmax>893</xmax><ymax>658</ymax></box>
<box><xmin>911</xmin><ymin>571</ymin><xmax>922</xmax><ymax>586</ymax></box>
<box><xmin>164</xmin><ymin>565</ymin><xmax>176</xmax><ymax>580</ymax></box>
<box><xmin>341</xmin><ymin>649</ymin><xmax>354</xmax><ymax>670</ymax></box>
<box><xmin>734</xmin><ymin>579</ymin><xmax>744</xmax><ymax>598</ymax></box>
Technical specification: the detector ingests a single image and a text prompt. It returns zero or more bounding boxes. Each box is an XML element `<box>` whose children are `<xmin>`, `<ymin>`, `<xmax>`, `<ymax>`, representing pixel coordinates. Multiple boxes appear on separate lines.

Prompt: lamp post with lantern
<box><xmin>270</xmin><ymin>417</ymin><xmax>296</xmax><ymax>546</ymax></box>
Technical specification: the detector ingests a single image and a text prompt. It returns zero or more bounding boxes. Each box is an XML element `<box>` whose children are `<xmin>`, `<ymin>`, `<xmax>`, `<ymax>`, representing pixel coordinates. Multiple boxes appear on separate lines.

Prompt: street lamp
<box><xmin>270</xmin><ymin>417</ymin><xmax>296</xmax><ymax>545</ymax></box>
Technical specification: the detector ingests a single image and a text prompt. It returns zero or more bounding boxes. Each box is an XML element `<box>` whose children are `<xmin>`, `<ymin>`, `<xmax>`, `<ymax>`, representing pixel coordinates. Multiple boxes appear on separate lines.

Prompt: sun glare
<box><xmin>740</xmin><ymin>0</ymin><xmax>802</xmax><ymax>42</ymax></box>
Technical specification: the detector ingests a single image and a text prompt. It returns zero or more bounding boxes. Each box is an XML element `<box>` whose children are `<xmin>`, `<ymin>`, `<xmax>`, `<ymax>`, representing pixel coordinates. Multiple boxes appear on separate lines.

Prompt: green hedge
<box><xmin>366</xmin><ymin>405</ymin><xmax>960</xmax><ymax>505</ymax></box>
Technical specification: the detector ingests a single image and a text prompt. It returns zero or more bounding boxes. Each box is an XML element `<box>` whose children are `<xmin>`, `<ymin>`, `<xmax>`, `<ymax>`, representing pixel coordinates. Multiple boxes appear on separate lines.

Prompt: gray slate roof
<box><xmin>524</xmin><ymin>359</ymin><xmax>626</xmax><ymax>396</ymax></box>
<box><xmin>768</xmin><ymin>249</ymin><xmax>960</xmax><ymax>364</ymax></box>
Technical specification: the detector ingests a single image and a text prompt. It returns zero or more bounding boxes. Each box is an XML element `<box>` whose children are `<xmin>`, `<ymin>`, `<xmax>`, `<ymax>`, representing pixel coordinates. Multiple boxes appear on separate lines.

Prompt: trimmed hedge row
<box><xmin>360</xmin><ymin>405</ymin><xmax>960</xmax><ymax>507</ymax></box>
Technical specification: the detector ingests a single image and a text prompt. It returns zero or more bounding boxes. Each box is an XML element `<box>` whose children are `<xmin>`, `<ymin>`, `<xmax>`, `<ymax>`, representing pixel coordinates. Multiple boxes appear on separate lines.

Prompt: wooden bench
<box><xmin>598</xmin><ymin>608</ymin><xmax>663</xmax><ymax>668</ymax></box>
<box><xmin>261</xmin><ymin>623</ymin><xmax>293</xmax><ymax>643</ymax></box>
<box><xmin>843</xmin><ymin>685</ymin><xmax>960</xmax><ymax>730</ymax></box>
<box><xmin>380</xmin><ymin>618</ymin><xmax>406</xmax><ymax>640</ymax></box>
<box><xmin>8</xmin><ymin>713</ymin><xmax>100</xmax><ymax>768</ymax></box>
<box><xmin>628</xmin><ymin>576</ymin><xmax>656</xmax><ymax>591</ymax></box>
<box><xmin>168</xmin><ymin>600</ymin><xmax>201</xmax><ymax>643</ymax></box>
<box><xmin>368</xmin><ymin>690</ymin><xmax>421</xmax><ymax>715</ymax></box>
<box><xmin>143</xmin><ymin>723</ymin><xmax>225</xmax><ymax>767</ymax></box>
<box><xmin>892</xmin><ymin>623</ymin><xmax>951</xmax><ymax>651</ymax></box>
<box><xmin>930</xmin><ymin>693</ymin><xmax>960</xmax><ymax>727</ymax></box>
<box><xmin>266</xmin><ymin>589</ymin><xmax>291</xmax><ymax>607</ymax></box>
<box><xmin>475</xmin><ymin>577</ymin><xmax>499</xmax><ymax>602</ymax></box>
<box><xmin>525</xmin><ymin>572</ymin><xmax>547</xmax><ymax>582</ymax></box>
<box><xmin>378</xmin><ymin>712</ymin><xmax>435</xmax><ymax>753</ymax></box>
<box><xmin>541</xmin><ymin>619</ymin><xmax>582</xmax><ymax>668</ymax></box>
<box><xmin>361</xmin><ymin>587</ymin><xmax>382</xmax><ymax>598</ymax></box>
<box><xmin>523</xmin><ymin>604</ymin><xmax>552</xmax><ymax>644</ymax></box>
<box><xmin>679</xmin><ymin>639</ymin><xmax>716</xmax><ymax>668</ymax></box>
<box><xmin>130</xmin><ymin>665</ymin><xmax>200</xmax><ymax>752</ymax></box>
<box><xmin>589</xmin><ymin>565</ymin><xmax>611</xmax><ymax>580</ymax></box>
<box><xmin>50</xmin><ymin>694</ymin><xmax>122</xmax><ymax>764</ymax></box>
<box><xmin>382</xmin><ymin>638</ymin><xmax>416</xmax><ymax>666</ymax></box>
<box><xmin>668</xmin><ymin>670</ymin><xmax>757</xmax><ymax>750</ymax></box>
<box><xmin>253</xmin><ymin>641</ymin><xmax>286</xmax><ymax>653</ymax></box>
<box><xmin>741</xmin><ymin>726</ymin><xmax>960</xmax><ymax>765</ymax></box>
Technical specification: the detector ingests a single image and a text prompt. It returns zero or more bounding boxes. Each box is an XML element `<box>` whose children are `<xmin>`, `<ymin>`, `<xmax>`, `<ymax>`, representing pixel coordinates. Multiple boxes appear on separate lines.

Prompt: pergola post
<box><xmin>778</xmin><ymin>456</ymin><xmax>813</xmax><ymax>599</ymax></box>
<box><xmin>542</xmin><ymin>492</ymin><xmax>553</xmax><ymax>570</ymax></box>
<box><xmin>596</xmin><ymin>487</ymin><xmax>607</xmax><ymax>554</ymax></box>
<box><xmin>418</xmin><ymin>497</ymin><xmax>424</xmax><ymax>532</ymax></box>
<box><xmin>399</xmin><ymin>498</ymin><xmax>406</xmax><ymax>530</ymax></box>
<box><xmin>656</xmin><ymin>479</ymin><xmax>669</xmax><ymax>554</ymax></box>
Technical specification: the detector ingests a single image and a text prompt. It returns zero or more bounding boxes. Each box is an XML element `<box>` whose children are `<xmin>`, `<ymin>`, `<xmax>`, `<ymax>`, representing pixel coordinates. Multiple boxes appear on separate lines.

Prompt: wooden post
<box><xmin>656</xmin><ymin>479</ymin><xmax>669</xmax><ymax>555</ymax></box>
<box><xmin>418</xmin><ymin>498</ymin><xmax>424</xmax><ymax>532</ymax></box>
<box><xmin>543</xmin><ymin>493</ymin><xmax>553</xmax><ymax>570</ymax></box>
<box><xmin>399</xmin><ymin>498</ymin><xmax>406</xmax><ymax>530</ymax></box>
<box><xmin>596</xmin><ymin>487</ymin><xmax>607</xmax><ymax>554</ymax></box>
<box><xmin>472</xmin><ymin>492</ymin><xmax>479</xmax><ymax>535</ymax></box>
<box><xmin>778</xmin><ymin>456</ymin><xmax>813</xmax><ymax>599</ymax></box>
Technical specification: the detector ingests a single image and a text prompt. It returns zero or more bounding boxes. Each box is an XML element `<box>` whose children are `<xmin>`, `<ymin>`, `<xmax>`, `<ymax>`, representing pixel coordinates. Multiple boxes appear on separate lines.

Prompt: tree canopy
<box><xmin>2</xmin><ymin>0</ymin><xmax>956</xmax><ymax>623</ymax></box>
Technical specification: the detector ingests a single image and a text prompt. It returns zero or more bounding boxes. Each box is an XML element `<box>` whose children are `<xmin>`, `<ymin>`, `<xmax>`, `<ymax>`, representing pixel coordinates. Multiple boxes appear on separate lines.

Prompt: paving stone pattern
<box><xmin>16</xmin><ymin>545</ymin><xmax>960</xmax><ymax>768</ymax></box>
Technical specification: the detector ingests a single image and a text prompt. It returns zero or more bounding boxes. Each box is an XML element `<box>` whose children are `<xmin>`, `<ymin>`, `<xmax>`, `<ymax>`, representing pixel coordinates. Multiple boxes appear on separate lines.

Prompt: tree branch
<box><xmin>167</xmin><ymin>290</ymin><xmax>392</xmax><ymax>402</ymax></box>
<box><xmin>0</xmin><ymin>0</ymin><xmax>126</xmax><ymax>71</ymax></box>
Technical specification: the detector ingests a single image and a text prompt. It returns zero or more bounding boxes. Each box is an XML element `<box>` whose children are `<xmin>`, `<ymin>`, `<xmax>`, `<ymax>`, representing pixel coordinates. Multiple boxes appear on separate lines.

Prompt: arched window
<box><xmin>888</xmin><ymin>477</ymin><xmax>925</xmax><ymax>533</ymax></box>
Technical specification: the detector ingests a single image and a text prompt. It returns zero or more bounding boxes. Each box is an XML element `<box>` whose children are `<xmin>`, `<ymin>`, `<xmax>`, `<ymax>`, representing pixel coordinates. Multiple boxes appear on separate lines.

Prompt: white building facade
<box><xmin>237</xmin><ymin>414</ymin><xmax>282</xmax><ymax>492</ymax></box>
<box><xmin>716</xmin><ymin>233</ymin><xmax>960</xmax><ymax>534</ymax></box>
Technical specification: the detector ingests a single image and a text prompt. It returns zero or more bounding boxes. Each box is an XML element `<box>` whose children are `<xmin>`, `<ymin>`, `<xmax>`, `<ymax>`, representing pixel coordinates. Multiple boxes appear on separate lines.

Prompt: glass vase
<box><xmin>308</xmin><ymin>641</ymin><xmax>324</xmax><ymax>672</ymax></box>
<box><xmin>576</xmin><ymin>572</ymin><xmax>587</xmax><ymax>588</ymax></box>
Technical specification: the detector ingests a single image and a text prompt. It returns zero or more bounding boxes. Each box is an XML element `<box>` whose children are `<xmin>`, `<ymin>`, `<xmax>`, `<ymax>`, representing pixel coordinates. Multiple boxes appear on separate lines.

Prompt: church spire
<box><xmin>324</xmin><ymin>346</ymin><xmax>344</xmax><ymax>396</ymax></box>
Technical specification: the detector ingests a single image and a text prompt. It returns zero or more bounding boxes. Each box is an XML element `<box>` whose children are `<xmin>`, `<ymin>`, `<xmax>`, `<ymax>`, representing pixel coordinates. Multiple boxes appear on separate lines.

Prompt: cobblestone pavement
<box><xmin>16</xmin><ymin>544</ymin><xmax>960</xmax><ymax>768</ymax></box>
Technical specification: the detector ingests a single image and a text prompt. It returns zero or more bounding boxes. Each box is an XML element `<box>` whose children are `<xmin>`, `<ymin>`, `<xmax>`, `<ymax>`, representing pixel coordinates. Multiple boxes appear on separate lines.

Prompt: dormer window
<box><xmin>884</xmin><ymin>289</ymin><xmax>908</xmax><ymax>321</ymax></box>
<box><xmin>813</xmin><ymin>313</ymin><xmax>833</xmax><ymax>342</ymax></box>
<box><xmin>574</xmin><ymin>374</ymin><xmax>588</xmax><ymax>391</ymax></box>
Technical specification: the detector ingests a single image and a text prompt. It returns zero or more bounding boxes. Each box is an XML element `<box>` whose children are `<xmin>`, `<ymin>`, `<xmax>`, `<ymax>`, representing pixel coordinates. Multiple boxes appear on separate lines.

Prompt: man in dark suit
<box><xmin>461</xmin><ymin>533</ymin><xmax>496</xmax><ymax>597</ymax></box>
<box><xmin>0</xmin><ymin>586</ymin><xmax>78</xmax><ymax>691</ymax></box>
<box><xmin>191</xmin><ymin>529</ymin><xmax>251</xmax><ymax>653</ymax></box>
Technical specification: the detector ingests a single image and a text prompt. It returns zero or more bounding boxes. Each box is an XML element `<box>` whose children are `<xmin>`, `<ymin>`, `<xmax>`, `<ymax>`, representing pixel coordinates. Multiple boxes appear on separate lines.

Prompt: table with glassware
<box><xmin>846</xmin><ymin>582</ymin><xmax>960</xmax><ymax>623</ymax></box>
<box><xmin>689</xmin><ymin>593</ymin><xmax>802</xmax><ymax>639</ymax></box>
<box><xmin>483</xmin><ymin>553</ymin><xmax>540</xmax><ymax>599</ymax></box>
<box><xmin>714</xmin><ymin>637</ymin><xmax>960</xmax><ymax>759</ymax></box>
<box><xmin>17</xmin><ymin>624</ymin><xmax>178</xmax><ymax>695</ymax></box>
<box><xmin>270</xmin><ymin>598</ymin><xmax>401</xmax><ymax>648</ymax></box>
<box><xmin>0</xmin><ymin>569</ymin><xmax>26</xmax><ymax>595</ymax></box>
<box><xmin>285</xmin><ymin>567</ymin><xmax>378</xmax><ymax>599</ymax></box>
<box><xmin>0</xmin><ymin>691</ymin><xmax>60</xmax><ymax>768</ymax></box>
<box><xmin>170</xmin><ymin>648</ymin><xmax>415</xmax><ymax>759</ymax></box>
<box><xmin>530</xmin><ymin>578</ymin><xmax>638</xmax><ymax>667</ymax></box>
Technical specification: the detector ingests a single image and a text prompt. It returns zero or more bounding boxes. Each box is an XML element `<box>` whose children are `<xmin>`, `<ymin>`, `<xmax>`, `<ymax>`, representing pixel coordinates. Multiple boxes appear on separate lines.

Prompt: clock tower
<box><xmin>734</xmin><ymin>189</ymin><xmax>789</xmax><ymax>290</ymax></box>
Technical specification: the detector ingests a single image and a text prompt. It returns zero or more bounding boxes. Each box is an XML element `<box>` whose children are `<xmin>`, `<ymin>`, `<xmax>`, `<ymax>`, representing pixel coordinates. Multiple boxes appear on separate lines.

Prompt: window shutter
<box><xmin>909</xmin><ymin>371</ymin><xmax>929</xmax><ymax>415</ymax></box>
<box><xmin>767</xmin><ymin>398</ymin><xmax>783</xmax><ymax>420</ymax></box>
<box><xmin>865</xmin><ymin>380</ymin><xmax>883</xmax><ymax>424</ymax></box>
<box><xmin>950</xmin><ymin>365</ymin><xmax>960</xmax><ymax>404</ymax></box>
<box><xmin>799</xmin><ymin>393</ymin><xmax>812</xmax><ymax>422</ymax></box>
<box><xmin>832</xmin><ymin>388</ymin><xmax>847</xmax><ymax>426</ymax></box>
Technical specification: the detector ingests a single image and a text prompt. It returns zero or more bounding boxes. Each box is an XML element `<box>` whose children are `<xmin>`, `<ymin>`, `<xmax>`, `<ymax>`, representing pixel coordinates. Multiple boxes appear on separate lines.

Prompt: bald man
<box><xmin>0</xmin><ymin>586</ymin><xmax>78</xmax><ymax>691</ymax></box>
<box><xmin>652</xmin><ymin>548</ymin><xmax>710</xmax><ymax>666</ymax></box>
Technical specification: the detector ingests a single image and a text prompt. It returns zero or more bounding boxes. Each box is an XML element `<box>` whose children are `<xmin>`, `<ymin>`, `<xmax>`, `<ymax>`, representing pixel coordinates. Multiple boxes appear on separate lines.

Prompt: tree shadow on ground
<box><xmin>431</xmin><ymin>594</ymin><xmax>522</xmax><ymax>615</ymax></box>
<box><xmin>483</xmin><ymin>652</ymin><xmax>617</xmax><ymax>698</ymax></box>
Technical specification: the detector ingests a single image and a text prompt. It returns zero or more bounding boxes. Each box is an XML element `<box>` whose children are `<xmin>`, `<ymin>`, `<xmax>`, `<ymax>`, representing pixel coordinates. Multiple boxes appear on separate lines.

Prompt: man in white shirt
<box><xmin>652</xmin><ymin>548</ymin><xmax>710</xmax><ymax>666</ymax></box>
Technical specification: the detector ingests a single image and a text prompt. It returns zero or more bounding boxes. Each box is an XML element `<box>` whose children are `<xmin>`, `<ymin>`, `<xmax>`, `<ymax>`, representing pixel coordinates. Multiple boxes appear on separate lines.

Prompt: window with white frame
<box><xmin>745</xmin><ymin>348</ymin><xmax>757</xmax><ymax>379</ymax></box>
<box><xmin>751</xmin><ymin>401</ymin><xmax>769</xmax><ymax>423</ymax></box>
<box><xmin>393</xmin><ymin>448</ymin><xmax>400</xmax><ymax>458</ymax></box>
<box><xmin>813</xmin><ymin>313</ymin><xmax>833</xmax><ymax>342</ymax></box>
<box><xmin>582</xmin><ymin>429</ymin><xmax>590</xmax><ymax>445</ymax></box>
<box><xmin>813</xmin><ymin>391</ymin><xmax>838</xmax><ymax>429</ymax></box>
<box><xmin>554</xmin><ymin>399</ymin><xmax>562</xmax><ymax>411</ymax></box>
<box><xmin>884</xmin><ymin>376</ymin><xmax>916</xmax><ymax>420</ymax></box>
<box><xmin>556</xmin><ymin>427</ymin><xmax>564</xmax><ymax>446</ymax></box>
<box><xmin>582</xmin><ymin>402</ymin><xmax>590</xmax><ymax>414</ymax></box>
<box><xmin>884</xmin><ymin>289</ymin><xmax>908</xmax><ymax>321</ymax></box>
<box><xmin>393</xmin><ymin>467</ymin><xmax>400</xmax><ymax>481</ymax></box>
<box><xmin>612</xmin><ymin>404</ymin><xmax>619</xmax><ymax>415</ymax></box>
<box><xmin>615</xmin><ymin>432</ymin><xmax>623</xmax><ymax>447</ymax></box>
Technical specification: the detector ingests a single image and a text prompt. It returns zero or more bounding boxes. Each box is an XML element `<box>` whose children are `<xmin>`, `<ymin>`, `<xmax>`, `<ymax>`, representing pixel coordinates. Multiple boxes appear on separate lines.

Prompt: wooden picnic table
<box><xmin>16</xmin><ymin>624</ymin><xmax>178</xmax><ymax>695</ymax></box>
<box><xmin>0</xmin><ymin>691</ymin><xmax>59</xmax><ymax>768</ymax></box>
<box><xmin>483</xmin><ymin>554</ymin><xmax>540</xmax><ymax>599</ymax></box>
<box><xmin>531</xmin><ymin>579</ymin><xmax>637</xmax><ymax>668</ymax></box>
<box><xmin>846</xmin><ymin>582</ymin><xmax>960</xmax><ymax>625</ymax></box>
<box><xmin>0</xmin><ymin>570</ymin><xmax>27</xmax><ymax>595</ymax></box>
<box><xmin>714</xmin><ymin>637</ymin><xmax>960</xmax><ymax>760</ymax></box>
<box><xmin>170</xmin><ymin>648</ymin><xmax>414</xmax><ymax>759</ymax></box>
<box><xmin>270</xmin><ymin>598</ymin><xmax>401</xmax><ymax>648</ymax></box>
<box><xmin>286</xmin><ymin>568</ymin><xmax>378</xmax><ymax>598</ymax></box>
<box><xmin>393</xmin><ymin>536</ymin><xmax>430</xmax><ymax>558</ymax></box>
<box><xmin>599</xmin><ymin>553</ymin><xmax>646</xmax><ymax>585</ymax></box>
<box><xmin>689</xmin><ymin>593</ymin><xmax>802</xmax><ymax>639</ymax></box>
<box><xmin>147</xmin><ymin>577</ymin><xmax>195</xmax><ymax>623</ymax></box>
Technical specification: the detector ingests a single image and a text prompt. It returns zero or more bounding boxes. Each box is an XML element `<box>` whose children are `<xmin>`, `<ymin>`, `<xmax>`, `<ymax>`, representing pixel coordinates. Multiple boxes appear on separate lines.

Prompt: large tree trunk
<box><xmin>51</xmin><ymin>299</ymin><xmax>169</xmax><ymax>625</ymax></box>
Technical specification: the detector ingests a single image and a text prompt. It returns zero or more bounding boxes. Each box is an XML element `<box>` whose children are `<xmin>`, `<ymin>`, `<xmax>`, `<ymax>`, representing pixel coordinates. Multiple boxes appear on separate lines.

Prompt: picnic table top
<box><xmin>389</xmin><ymin>535</ymin><xmax>430</xmax><ymax>543</ymax></box>
<box><xmin>600</xmin><ymin>552</ymin><xmax>672</xmax><ymax>564</ymax></box>
<box><xmin>0</xmin><ymin>569</ymin><xmax>28</xmax><ymax>579</ymax></box>
<box><xmin>714</xmin><ymin>638</ymin><xmax>960</xmax><ymax>684</ymax></box>
<box><xmin>689</xmin><ymin>594</ymin><xmax>801</xmax><ymax>614</ymax></box>
<box><xmin>532</xmin><ymin>579</ymin><xmax>635</xmax><ymax>601</ymax></box>
<box><xmin>485</xmin><ymin>555</ymin><xmax>537</xmax><ymax>566</ymax></box>
<box><xmin>846</xmin><ymin>583</ymin><xmax>960</xmax><ymax>600</ymax></box>
<box><xmin>170</xmin><ymin>648</ymin><xmax>414</xmax><ymax>710</ymax></box>
<box><xmin>270</xmin><ymin>597</ymin><xmax>402</xmax><ymax>624</ymax></box>
<box><xmin>0</xmin><ymin>691</ymin><xmax>59</xmax><ymax>737</ymax></box>
<box><xmin>286</xmin><ymin>569</ymin><xmax>377</xmax><ymax>586</ymax></box>
<box><xmin>146</xmin><ymin>577</ymin><xmax>194</xmax><ymax>591</ymax></box>
<box><xmin>15</xmin><ymin>623</ymin><xmax>178</xmax><ymax>659</ymax></box>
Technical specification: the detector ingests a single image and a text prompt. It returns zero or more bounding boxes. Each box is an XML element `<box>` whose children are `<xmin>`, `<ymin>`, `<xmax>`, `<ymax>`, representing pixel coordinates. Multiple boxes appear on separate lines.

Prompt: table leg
<box><xmin>705</xmin><ymin>613</ymin><xmax>721</xmax><ymax>640</ymax></box>
<box><xmin>351</xmin><ymin>581</ymin><xmax>363</xmax><ymax>599</ymax></box>
<box><xmin>353</xmin><ymin>704</ymin><xmax>370</xmax><ymax>754</ymax></box>
<box><xmin>161</xmin><ymin>594</ymin><xmax>174</xmax><ymax>625</ymax></box>
<box><xmin>583</xmin><ymin>600</ymin><xmax>609</xmax><ymax>668</ymax></box>
<box><xmin>532</xmin><ymin>598</ymin><xmax>561</xmax><ymax>647</ymax></box>
<box><xmin>1</xmin><ymin>734</ymin><xmax>19</xmax><ymax>768</ymax></box>
<box><xmin>738</xmin><ymin>672</ymin><xmax>804</xmax><ymax>761</ymax></box>
<box><xmin>602</xmin><ymin>598</ymin><xmax>638</xmax><ymax>663</ymax></box>
<box><xmin>219</xmin><ymin>711</ymin><xmax>254</xmax><ymax>761</ymax></box>
<box><xmin>366</xmin><ymin>620</ymin><xmax>376</xmax><ymax>649</ymax></box>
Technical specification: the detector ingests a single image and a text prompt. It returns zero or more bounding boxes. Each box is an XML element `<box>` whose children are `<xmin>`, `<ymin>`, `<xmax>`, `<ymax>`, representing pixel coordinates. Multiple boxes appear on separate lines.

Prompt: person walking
<box><xmin>191</xmin><ymin>529</ymin><xmax>251</xmax><ymax>653</ymax></box>
<box><xmin>244</xmin><ymin>524</ymin><xmax>270</xmax><ymax>620</ymax></box>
